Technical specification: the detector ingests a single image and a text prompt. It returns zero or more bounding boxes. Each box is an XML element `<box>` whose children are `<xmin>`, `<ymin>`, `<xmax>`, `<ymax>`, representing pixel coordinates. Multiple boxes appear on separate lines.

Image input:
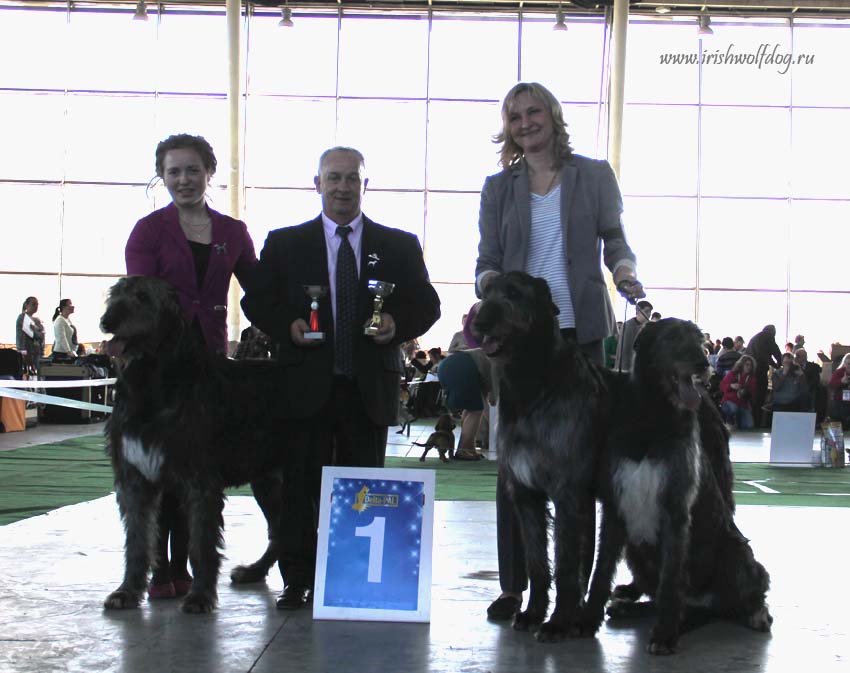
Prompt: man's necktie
<box><xmin>335</xmin><ymin>225</ymin><xmax>357</xmax><ymax>378</ymax></box>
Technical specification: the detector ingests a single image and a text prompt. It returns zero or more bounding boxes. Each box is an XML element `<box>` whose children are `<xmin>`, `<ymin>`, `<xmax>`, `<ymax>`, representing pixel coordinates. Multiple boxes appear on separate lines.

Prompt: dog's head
<box><xmin>434</xmin><ymin>413</ymin><xmax>456</xmax><ymax>433</ymax></box>
<box><xmin>471</xmin><ymin>271</ymin><xmax>560</xmax><ymax>360</ymax></box>
<box><xmin>633</xmin><ymin>318</ymin><xmax>708</xmax><ymax>412</ymax></box>
<box><xmin>100</xmin><ymin>276</ymin><xmax>187</xmax><ymax>361</ymax></box>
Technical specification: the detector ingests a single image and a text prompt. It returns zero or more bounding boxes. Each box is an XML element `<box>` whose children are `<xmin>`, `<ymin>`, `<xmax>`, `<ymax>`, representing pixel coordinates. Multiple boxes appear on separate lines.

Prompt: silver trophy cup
<box><xmin>364</xmin><ymin>280</ymin><xmax>395</xmax><ymax>336</ymax></box>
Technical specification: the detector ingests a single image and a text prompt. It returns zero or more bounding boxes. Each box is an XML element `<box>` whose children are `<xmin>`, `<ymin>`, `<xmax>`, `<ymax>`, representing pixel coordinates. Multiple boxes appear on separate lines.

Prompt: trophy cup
<box><xmin>364</xmin><ymin>280</ymin><xmax>395</xmax><ymax>336</ymax></box>
<box><xmin>302</xmin><ymin>285</ymin><xmax>328</xmax><ymax>341</ymax></box>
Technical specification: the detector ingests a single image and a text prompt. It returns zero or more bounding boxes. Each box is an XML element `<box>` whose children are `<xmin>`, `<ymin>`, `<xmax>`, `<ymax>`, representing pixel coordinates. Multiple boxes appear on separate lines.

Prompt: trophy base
<box><xmin>304</xmin><ymin>332</ymin><xmax>325</xmax><ymax>341</ymax></box>
<box><xmin>363</xmin><ymin>326</ymin><xmax>380</xmax><ymax>336</ymax></box>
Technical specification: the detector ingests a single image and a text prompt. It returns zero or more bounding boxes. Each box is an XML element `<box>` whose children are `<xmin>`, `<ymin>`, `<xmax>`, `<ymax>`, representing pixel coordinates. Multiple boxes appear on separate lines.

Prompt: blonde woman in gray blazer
<box><xmin>475</xmin><ymin>81</ymin><xmax>645</xmax><ymax>622</ymax></box>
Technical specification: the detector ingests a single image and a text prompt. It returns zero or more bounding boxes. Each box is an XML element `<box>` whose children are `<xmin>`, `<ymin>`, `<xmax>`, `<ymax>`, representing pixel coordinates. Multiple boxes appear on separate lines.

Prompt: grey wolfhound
<box><xmin>472</xmin><ymin>271</ymin><xmax>607</xmax><ymax>642</ymax></box>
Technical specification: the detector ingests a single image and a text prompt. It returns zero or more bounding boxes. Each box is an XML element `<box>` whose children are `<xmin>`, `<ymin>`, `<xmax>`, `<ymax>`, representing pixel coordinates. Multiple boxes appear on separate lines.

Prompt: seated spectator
<box><xmin>795</xmin><ymin>348</ymin><xmax>824</xmax><ymax>419</ymax></box>
<box><xmin>733</xmin><ymin>335</ymin><xmax>746</xmax><ymax>352</ymax></box>
<box><xmin>719</xmin><ymin>355</ymin><xmax>757</xmax><ymax>430</ymax></box>
<box><xmin>715</xmin><ymin>336</ymin><xmax>742</xmax><ymax>378</ymax></box>
<box><xmin>794</xmin><ymin>334</ymin><xmax>805</xmax><ymax>350</ymax></box>
<box><xmin>447</xmin><ymin>312</ymin><xmax>472</xmax><ymax>353</ymax></box>
<box><xmin>827</xmin><ymin>353</ymin><xmax>850</xmax><ymax>429</ymax></box>
<box><xmin>52</xmin><ymin>299</ymin><xmax>79</xmax><ymax>361</ymax></box>
<box><xmin>438</xmin><ymin>348</ymin><xmax>494</xmax><ymax>461</ymax></box>
<box><xmin>784</xmin><ymin>342</ymin><xmax>794</xmax><ymax>354</ymax></box>
<box><xmin>766</xmin><ymin>353</ymin><xmax>810</xmax><ymax>412</ymax></box>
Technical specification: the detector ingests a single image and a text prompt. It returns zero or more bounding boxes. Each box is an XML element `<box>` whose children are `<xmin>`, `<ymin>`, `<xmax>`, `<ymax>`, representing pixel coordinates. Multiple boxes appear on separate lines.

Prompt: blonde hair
<box><xmin>494</xmin><ymin>82</ymin><xmax>573</xmax><ymax>169</ymax></box>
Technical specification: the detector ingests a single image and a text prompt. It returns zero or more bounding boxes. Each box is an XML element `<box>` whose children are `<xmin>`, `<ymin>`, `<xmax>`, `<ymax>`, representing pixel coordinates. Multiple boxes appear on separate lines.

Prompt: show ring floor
<box><xmin>0</xmin><ymin>423</ymin><xmax>848</xmax><ymax>673</ymax></box>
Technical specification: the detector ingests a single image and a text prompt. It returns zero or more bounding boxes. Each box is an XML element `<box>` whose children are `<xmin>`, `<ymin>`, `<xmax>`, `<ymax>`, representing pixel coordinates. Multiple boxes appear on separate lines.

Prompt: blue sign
<box><xmin>313</xmin><ymin>467</ymin><xmax>435</xmax><ymax>622</ymax></box>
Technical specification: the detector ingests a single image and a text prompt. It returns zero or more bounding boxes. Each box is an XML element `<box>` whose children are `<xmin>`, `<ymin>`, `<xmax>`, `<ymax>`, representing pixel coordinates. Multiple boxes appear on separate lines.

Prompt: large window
<box><xmin>1</xmin><ymin>4</ymin><xmax>847</xmax><ymax>355</ymax></box>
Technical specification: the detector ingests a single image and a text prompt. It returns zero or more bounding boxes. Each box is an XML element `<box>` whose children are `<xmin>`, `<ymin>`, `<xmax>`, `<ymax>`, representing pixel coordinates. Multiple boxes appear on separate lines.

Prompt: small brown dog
<box><xmin>414</xmin><ymin>414</ymin><xmax>457</xmax><ymax>462</ymax></box>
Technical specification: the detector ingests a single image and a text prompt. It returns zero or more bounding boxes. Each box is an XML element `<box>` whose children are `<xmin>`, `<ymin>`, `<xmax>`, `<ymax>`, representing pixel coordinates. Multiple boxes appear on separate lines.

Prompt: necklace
<box><xmin>179</xmin><ymin>213</ymin><xmax>212</xmax><ymax>241</ymax></box>
<box><xmin>530</xmin><ymin>167</ymin><xmax>561</xmax><ymax>196</ymax></box>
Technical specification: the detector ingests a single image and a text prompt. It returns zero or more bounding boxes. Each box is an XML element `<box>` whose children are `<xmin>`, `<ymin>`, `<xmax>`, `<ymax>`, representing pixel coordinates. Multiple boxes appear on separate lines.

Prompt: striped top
<box><xmin>526</xmin><ymin>185</ymin><xmax>575</xmax><ymax>329</ymax></box>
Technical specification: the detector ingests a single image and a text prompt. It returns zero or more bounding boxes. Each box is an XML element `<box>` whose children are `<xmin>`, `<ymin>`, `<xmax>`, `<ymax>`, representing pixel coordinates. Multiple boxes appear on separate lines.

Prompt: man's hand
<box><xmin>367</xmin><ymin>313</ymin><xmax>396</xmax><ymax>345</ymax></box>
<box><xmin>290</xmin><ymin>318</ymin><xmax>322</xmax><ymax>347</ymax></box>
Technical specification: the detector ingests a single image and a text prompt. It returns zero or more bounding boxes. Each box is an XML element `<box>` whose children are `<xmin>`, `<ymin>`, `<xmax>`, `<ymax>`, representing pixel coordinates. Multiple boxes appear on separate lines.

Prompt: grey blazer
<box><xmin>475</xmin><ymin>154</ymin><xmax>637</xmax><ymax>345</ymax></box>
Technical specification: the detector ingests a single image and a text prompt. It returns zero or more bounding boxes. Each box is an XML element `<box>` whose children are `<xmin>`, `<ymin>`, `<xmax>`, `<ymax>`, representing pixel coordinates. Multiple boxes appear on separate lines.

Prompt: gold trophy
<box><xmin>364</xmin><ymin>280</ymin><xmax>395</xmax><ymax>336</ymax></box>
<box><xmin>303</xmin><ymin>285</ymin><xmax>328</xmax><ymax>341</ymax></box>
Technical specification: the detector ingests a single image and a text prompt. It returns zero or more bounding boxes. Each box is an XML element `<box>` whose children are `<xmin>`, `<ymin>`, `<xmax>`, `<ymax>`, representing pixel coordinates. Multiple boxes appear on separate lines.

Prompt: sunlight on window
<box><xmin>244</xmin><ymin>97</ymin><xmax>337</xmax><ymax>188</ymax></box>
<box><xmin>62</xmin><ymin>185</ymin><xmax>149</xmax><ymax>276</ymax></box>
<box><xmin>0</xmin><ymin>184</ymin><xmax>62</xmax><ymax>273</ymax></box>
<box><xmin>67</xmin><ymin>10</ymin><xmax>156</xmax><ymax>92</ymax></box>
<box><xmin>337</xmin><ymin>100</ymin><xmax>427</xmax><ymax>190</ymax></box>
<box><xmin>248</xmin><ymin>13</ymin><xmax>338</xmax><ymax>96</ymax></box>
<box><xmin>66</xmin><ymin>94</ymin><xmax>156</xmax><ymax>183</ymax></box>
<box><xmin>700</xmin><ymin>22</ymin><xmax>791</xmax><ymax>106</ymax></box>
<box><xmin>788</xmin><ymin>21</ymin><xmax>850</xmax><ymax>107</ymax></box>
<box><xmin>0</xmin><ymin>92</ymin><xmax>66</xmax><ymax>182</ymax></box>
<box><xmin>701</xmin><ymin>107</ymin><xmax>790</xmax><ymax>197</ymax></box>
<box><xmin>626</xmin><ymin>21</ymin><xmax>699</xmax><ymax>104</ymax></box>
<box><xmin>429</xmin><ymin>17</ymin><xmax>519</xmax><ymax>100</ymax></box>
<box><xmin>243</xmin><ymin>188</ymin><xmax>321</xmax><ymax>247</ymax></box>
<box><xmin>520</xmin><ymin>17</ymin><xmax>605</xmax><ymax>103</ymax></box>
<box><xmin>699</xmin><ymin>198</ymin><xmax>789</xmax><ymax>290</ymax></box>
<box><xmin>791</xmin><ymin>108</ymin><xmax>850</xmax><ymax>199</ymax></box>
<box><xmin>789</xmin><ymin>201</ymin><xmax>850</xmax><ymax>292</ymax></box>
<box><xmin>427</xmin><ymin>101</ymin><xmax>502</xmax><ymax>191</ymax></box>
<box><xmin>699</xmin><ymin>290</ymin><xmax>789</xmax><ymax>347</ymax></box>
<box><xmin>0</xmin><ymin>6</ymin><xmax>848</xmax><ymax>347</ymax></box>
<box><xmin>425</xmin><ymin>192</ymin><xmax>482</xmax><ymax>284</ymax></box>
<box><xmin>621</xmin><ymin>105</ymin><xmax>698</xmax><ymax>196</ymax></box>
<box><xmin>339</xmin><ymin>16</ymin><xmax>428</xmax><ymax>98</ymax></box>
<box><xmin>361</xmin><ymin>191</ymin><xmax>426</xmax><ymax>244</ymax></box>
<box><xmin>622</xmin><ymin>196</ymin><xmax>697</xmax><ymax>288</ymax></box>
<box><xmin>157</xmin><ymin>11</ymin><xmax>229</xmax><ymax>94</ymax></box>
<box><xmin>0</xmin><ymin>8</ymin><xmax>67</xmax><ymax>89</ymax></box>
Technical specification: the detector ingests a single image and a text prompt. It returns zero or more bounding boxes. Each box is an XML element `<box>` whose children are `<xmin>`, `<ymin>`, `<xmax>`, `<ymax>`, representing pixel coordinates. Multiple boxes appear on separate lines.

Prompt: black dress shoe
<box><xmin>486</xmin><ymin>595</ymin><xmax>522</xmax><ymax>621</ymax></box>
<box><xmin>276</xmin><ymin>585</ymin><xmax>312</xmax><ymax>610</ymax></box>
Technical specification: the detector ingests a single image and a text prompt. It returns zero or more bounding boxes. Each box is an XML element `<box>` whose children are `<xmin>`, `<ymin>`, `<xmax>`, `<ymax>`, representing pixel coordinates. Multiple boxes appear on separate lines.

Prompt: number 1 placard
<box><xmin>312</xmin><ymin>466</ymin><xmax>435</xmax><ymax>622</ymax></box>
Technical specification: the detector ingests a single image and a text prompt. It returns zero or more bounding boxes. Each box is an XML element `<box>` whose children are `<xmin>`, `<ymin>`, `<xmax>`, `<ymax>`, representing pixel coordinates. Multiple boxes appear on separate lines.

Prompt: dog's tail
<box><xmin>412</xmin><ymin>441</ymin><xmax>428</xmax><ymax>447</ymax></box>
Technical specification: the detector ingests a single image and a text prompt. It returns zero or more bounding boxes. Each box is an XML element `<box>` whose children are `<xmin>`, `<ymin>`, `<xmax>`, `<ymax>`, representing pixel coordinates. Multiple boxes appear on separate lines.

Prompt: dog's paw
<box><xmin>570</xmin><ymin>612</ymin><xmax>604</xmax><ymax>638</ymax></box>
<box><xmin>512</xmin><ymin>609</ymin><xmax>545</xmax><ymax>632</ymax></box>
<box><xmin>611</xmin><ymin>582</ymin><xmax>642</xmax><ymax>604</ymax></box>
<box><xmin>103</xmin><ymin>590</ymin><xmax>142</xmax><ymax>610</ymax></box>
<box><xmin>181</xmin><ymin>591</ymin><xmax>217</xmax><ymax>614</ymax></box>
<box><xmin>418</xmin><ymin>457</ymin><xmax>425</xmax><ymax>462</ymax></box>
<box><xmin>535</xmin><ymin>619</ymin><xmax>570</xmax><ymax>643</ymax></box>
<box><xmin>647</xmin><ymin>625</ymin><xmax>679</xmax><ymax>656</ymax></box>
<box><xmin>747</xmin><ymin>605</ymin><xmax>773</xmax><ymax>632</ymax></box>
<box><xmin>230</xmin><ymin>563</ymin><xmax>268</xmax><ymax>585</ymax></box>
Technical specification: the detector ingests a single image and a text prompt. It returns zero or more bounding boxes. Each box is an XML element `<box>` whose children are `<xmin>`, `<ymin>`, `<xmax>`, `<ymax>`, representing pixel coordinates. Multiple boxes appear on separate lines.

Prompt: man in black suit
<box><xmin>241</xmin><ymin>147</ymin><xmax>440</xmax><ymax>609</ymax></box>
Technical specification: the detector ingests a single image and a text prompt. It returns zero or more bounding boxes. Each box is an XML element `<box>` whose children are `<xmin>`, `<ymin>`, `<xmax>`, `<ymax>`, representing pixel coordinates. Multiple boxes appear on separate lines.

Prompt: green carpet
<box><xmin>1</xmin><ymin>435</ymin><xmax>849</xmax><ymax>526</ymax></box>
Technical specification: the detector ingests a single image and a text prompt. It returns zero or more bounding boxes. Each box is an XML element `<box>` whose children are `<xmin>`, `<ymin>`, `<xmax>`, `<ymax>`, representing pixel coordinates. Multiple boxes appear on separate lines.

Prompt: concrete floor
<box><xmin>0</xmin><ymin>421</ymin><xmax>847</xmax><ymax>673</ymax></box>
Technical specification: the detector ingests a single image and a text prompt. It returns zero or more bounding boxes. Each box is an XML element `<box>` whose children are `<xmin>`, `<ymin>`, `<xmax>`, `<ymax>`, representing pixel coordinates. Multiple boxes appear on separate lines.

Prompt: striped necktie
<box><xmin>335</xmin><ymin>225</ymin><xmax>357</xmax><ymax>377</ymax></box>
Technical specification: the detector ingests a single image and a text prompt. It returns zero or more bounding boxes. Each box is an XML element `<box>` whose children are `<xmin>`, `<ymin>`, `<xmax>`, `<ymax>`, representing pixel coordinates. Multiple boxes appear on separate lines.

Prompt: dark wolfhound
<box><xmin>578</xmin><ymin>318</ymin><xmax>772</xmax><ymax>654</ymax></box>
<box><xmin>100</xmin><ymin>275</ymin><xmax>287</xmax><ymax>613</ymax></box>
<box><xmin>472</xmin><ymin>271</ymin><xmax>607</xmax><ymax>642</ymax></box>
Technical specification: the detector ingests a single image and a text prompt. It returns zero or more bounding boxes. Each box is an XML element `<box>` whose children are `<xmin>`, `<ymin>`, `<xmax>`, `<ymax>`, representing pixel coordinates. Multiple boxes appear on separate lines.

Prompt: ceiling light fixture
<box><xmin>133</xmin><ymin>0</ymin><xmax>148</xmax><ymax>22</ymax></box>
<box><xmin>553</xmin><ymin>3</ymin><xmax>568</xmax><ymax>32</ymax></box>
<box><xmin>279</xmin><ymin>5</ymin><xmax>294</xmax><ymax>28</ymax></box>
<box><xmin>698</xmin><ymin>14</ymin><xmax>714</xmax><ymax>36</ymax></box>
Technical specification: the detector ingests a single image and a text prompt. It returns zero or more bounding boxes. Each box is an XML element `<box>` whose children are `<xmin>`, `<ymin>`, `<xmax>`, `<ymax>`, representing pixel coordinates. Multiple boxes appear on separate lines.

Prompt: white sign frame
<box><xmin>313</xmin><ymin>466</ymin><xmax>435</xmax><ymax>622</ymax></box>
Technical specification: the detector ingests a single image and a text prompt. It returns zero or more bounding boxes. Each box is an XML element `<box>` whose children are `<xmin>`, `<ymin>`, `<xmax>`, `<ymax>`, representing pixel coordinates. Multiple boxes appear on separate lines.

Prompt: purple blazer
<box><xmin>125</xmin><ymin>203</ymin><xmax>257</xmax><ymax>354</ymax></box>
